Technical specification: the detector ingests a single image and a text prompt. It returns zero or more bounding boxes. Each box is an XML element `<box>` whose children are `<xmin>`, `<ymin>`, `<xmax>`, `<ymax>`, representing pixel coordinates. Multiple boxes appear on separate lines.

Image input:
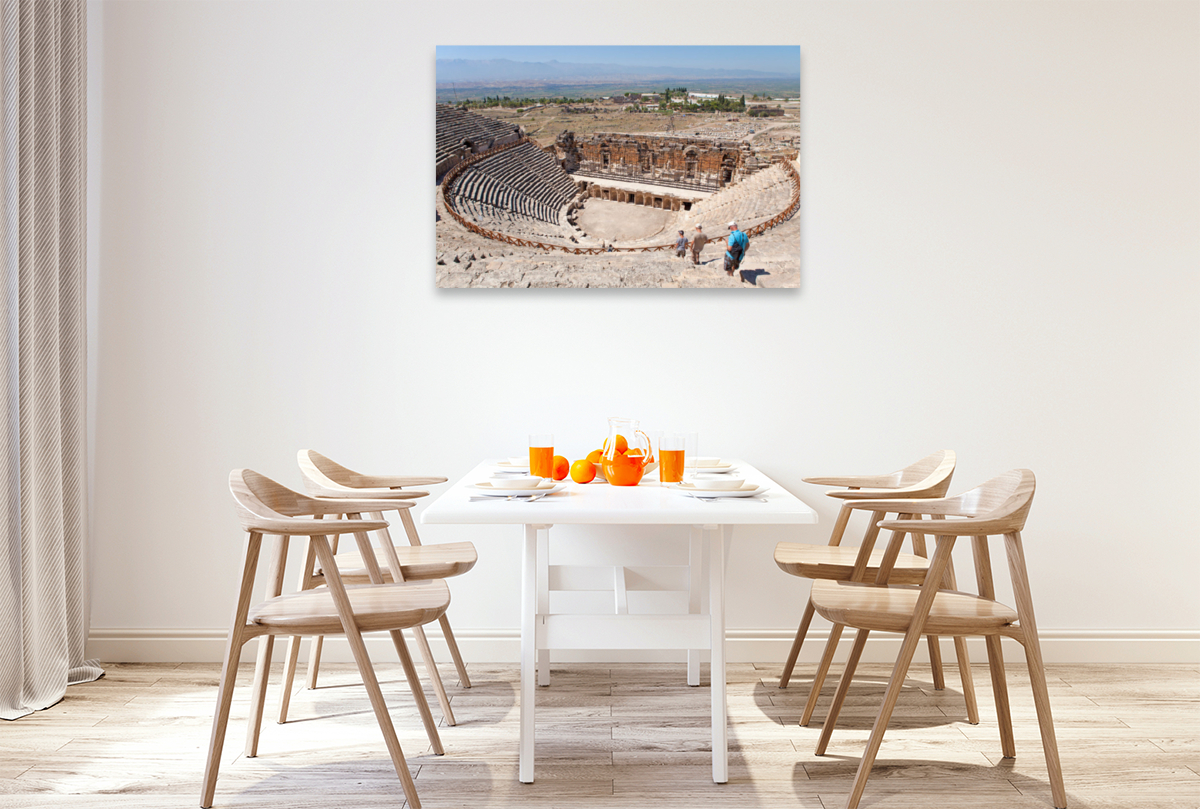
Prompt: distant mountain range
<box><xmin>436</xmin><ymin>59</ymin><xmax>798</xmax><ymax>84</ymax></box>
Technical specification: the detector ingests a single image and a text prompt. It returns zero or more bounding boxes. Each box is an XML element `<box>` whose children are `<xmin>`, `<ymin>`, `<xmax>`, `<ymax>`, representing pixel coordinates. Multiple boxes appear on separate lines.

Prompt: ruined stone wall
<box><xmin>582</xmin><ymin>183</ymin><xmax>699</xmax><ymax>212</ymax></box>
<box><xmin>555</xmin><ymin>132</ymin><xmax>749</xmax><ymax>191</ymax></box>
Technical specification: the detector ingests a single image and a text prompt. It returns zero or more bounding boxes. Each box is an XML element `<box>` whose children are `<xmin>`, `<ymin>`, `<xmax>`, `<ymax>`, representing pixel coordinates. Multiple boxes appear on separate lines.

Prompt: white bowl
<box><xmin>499</xmin><ymin>476</ymin><xmax>542</xmax><ymax>489</ymax></box>
<box><xmin>688</xmin><ymin>457</ymin><xmax>723</xmax><ymax>468</ymax></box>
<box><xmin>691</xmin><ymin>476</ymin><xmax>745</xmax><ymax>491</ymax></box>
<box><xmin>508</xmin><ymin>456</ymin><xmax>529</xmax><ymax>466</ymax></box>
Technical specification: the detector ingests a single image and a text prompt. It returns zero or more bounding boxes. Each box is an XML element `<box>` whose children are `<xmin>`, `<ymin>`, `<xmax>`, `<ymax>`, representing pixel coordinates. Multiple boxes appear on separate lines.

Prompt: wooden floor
<box><xmin>2</xmin><ymin>660</ymin><xmax>1197</xmax><ymax>808</ymax></box>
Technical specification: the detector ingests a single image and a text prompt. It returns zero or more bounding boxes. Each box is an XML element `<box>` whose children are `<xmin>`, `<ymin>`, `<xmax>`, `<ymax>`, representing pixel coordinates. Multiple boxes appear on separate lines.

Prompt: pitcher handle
<box><xmin>635</xmin><ymin>430</ymin><xmax>655</xmax><ymax>463</ymax></box>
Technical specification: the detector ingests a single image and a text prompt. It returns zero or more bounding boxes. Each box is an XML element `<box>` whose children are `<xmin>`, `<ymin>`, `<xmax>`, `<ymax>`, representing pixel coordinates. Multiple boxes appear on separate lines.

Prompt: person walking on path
<box><xmin>674</xmin><ymin>230</ymin><xmax>688</xmax><ymax>258</ymax></box>
<box><xmin>690</xmin><ymin>225</ymin><xmax>711</xmax><ymax>265</ymax></box>
<box><xmin>723</xmin><ymin>221</ymin><xmax>749</xmax><ymax>276</ymax></box>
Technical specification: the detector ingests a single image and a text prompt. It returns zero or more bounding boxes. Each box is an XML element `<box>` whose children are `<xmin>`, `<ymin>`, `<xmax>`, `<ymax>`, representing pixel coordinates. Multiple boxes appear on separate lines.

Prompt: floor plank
<box><xmin>0</xmin><ymin>661</ymin><xmax>1196</xmax><ymax>808</ymax></box>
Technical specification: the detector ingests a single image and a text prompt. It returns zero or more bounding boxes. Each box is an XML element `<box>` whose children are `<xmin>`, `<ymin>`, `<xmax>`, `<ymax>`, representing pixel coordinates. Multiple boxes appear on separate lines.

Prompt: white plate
<box><xmin>686</xmin><ymin>459</ymin><xmax>733</xmax><ymax>471</ymax></box>
<box><xmin>495</xmin><ymin>460</ymin><xmax>529</xmax><ymax>471</ymax></box>
<box><xmin>674</xmin><ymin>482</ymin><xmax>768</xmax><ymax>499</ymax></box>
<box><xmin>472</xmin><ymin>480</ymin><xmax>563</xmax><ymax>495</ymax></box>
<box><xmin>688</xmin><ymin>465</ymin><xmax>737</xmax><ymax>475</ymax></box>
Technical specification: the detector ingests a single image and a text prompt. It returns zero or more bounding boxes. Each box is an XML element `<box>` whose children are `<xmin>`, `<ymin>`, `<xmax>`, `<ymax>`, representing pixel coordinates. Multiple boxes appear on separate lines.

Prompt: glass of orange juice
<box><xmin>658</xmin><ymin>432</ymin><xmax>686</xmax><ymax>483</ymax></box>
<box><xmin>529</xmin><ymin>433</ymin><xmax>554</xmax><ymax>478</ymax></box>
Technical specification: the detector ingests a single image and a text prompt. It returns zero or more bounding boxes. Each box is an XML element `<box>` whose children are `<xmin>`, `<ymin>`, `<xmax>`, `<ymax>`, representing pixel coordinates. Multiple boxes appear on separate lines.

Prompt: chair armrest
<box><xmin>877</xmin><ymin>516</ymin><xmax>1009</xmax><ymax>536</ymax></box>
<box><xmin>308</xmin><ymin>497</ymin><xmax>416</xmax><ymax>516</ymax></box>
<box><xmin>803</xmin><ymin>474</ymin><xmax>898</xmax><ymax>488</ymax></box>
<box><xmin>827</xmin><ymin>487</ymin><xmax>930</xmax><ymax>501</ymax></box>
<box><xmin>310</xmin><ymin>488</ymin><xmax>429</xmax><ymax>500</ymax></box>
<box><xmin>357</xmin><ymin>474</ymin><xmax>447</xmax><ymax>488</ymax></box>
<box><xmin>249</xmin><ymin>517</ymin><xmax>389</xmax><ymax>536</ymax></box>
<box><xmin>840</xmin><ymin>496</ymin><xmax>956</xmax><ymax>514</ymax></box>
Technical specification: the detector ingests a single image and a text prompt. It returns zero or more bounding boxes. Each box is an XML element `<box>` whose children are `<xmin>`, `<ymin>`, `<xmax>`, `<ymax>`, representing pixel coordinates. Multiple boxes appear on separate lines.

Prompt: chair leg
<box><xmin>910</xmin><ymin>531</ymin><xmax>947</xmax><ymax>691</ymax></box>
<box><xmin>953</xmin><ymin>635</ymin><xmax>979</xmax><ymax>724</ymax></box>
<box><xmin>985</xmin><ymin>634</ymin><xmax>1015</xmax><ymax>756</ymax></box>
<box><xmin>439</xmin><ymin>613</ymin><xmax>472</xmax><ymax>688</ymax></box>
<box><xmin>245</xmin><ymin>535</ymin><xmax>288</xmax><ymax>756</ymax></box>
<box><xmin>940</xmin><ymin>555</ymin><xmax>979</xmax><ymax>722</ymax></box>
<box><xmin>779</xmin><ymin>597</ymin><xmax>816</xmax><ymax>688</ymax></box>
<box><xmin>1006</xmin><ymin>532</ymin><xmax>1067</xmax><ymax>808</ymax></box>
<box><xmin>201</xmin><ymin>533</ymin><xmax>262</xmax><ymax>809</ymax></box>
<box><xmin>412</xmin><ymin>623</ymin><xmax>457</xmax><ymax>726</ymax></box>
<box><xmin>840</xmin><ymin>535</ymin><xmax>957</xmax><ymax>809</ymax></box>
<box><xmin>200</xmin><ymin>632</ymin><xmax>248</xmax><ymax>808</ymax></box>
<box><xmin>815</xmin><ymin>628</ymin><xmax>869</xmax><ymax>755</ymax></box>
<box><xmin>244</xmin><ymin>635</ymin><xmax>275</xmax><ymax>757</ymax></box>
<box><xmin>842</xmin><ymin>626</ymin><xmax>924</xmax><ymax>809</ymax></box>
<box><xmin>353</xmin><ymin>630</ymin><xmax>423</xmax><ymax>808</ymax></box>
<box><xmin>311</xmin><ymin>535</ymin><xmax>424</xmax><ymax>808</ymax></box>
<box><xmin>277</xmin><ymin>634</ymin><xmax>303</xmax><ymax>724</ymax></box>
<box><xmin>305</xmin><ymin>635</ymin><xmax>324</xmax><ymax>688</ymax></box>
<box><xmin>801</xmin><ymin>622</ymin><xmax>843</xmax><ymax>726</ymax></box>
<box><xmin>389</xmin><ymin>628</ymin><xmax>445</xmax><ymax>756</ymax></box>
<box><xmin>925</xmin><ymin>634</ymin><xmax>946</xmax><ymax>689</ymax></box>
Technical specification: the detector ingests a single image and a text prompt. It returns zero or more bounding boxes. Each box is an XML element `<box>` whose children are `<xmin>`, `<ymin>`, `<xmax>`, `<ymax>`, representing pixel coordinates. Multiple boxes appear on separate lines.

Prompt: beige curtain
<box><xmin>0</xmin><ymin>0</ymin><xmax>98</xmax><ymax>721</ymax></box>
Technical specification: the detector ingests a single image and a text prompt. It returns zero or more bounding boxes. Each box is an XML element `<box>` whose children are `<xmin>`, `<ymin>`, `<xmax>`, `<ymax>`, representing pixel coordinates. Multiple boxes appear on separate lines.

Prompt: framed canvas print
<box><xmin>435</xmin><ymin>46</ymin><xmax>800</xmax><ymax>289</ymax></box>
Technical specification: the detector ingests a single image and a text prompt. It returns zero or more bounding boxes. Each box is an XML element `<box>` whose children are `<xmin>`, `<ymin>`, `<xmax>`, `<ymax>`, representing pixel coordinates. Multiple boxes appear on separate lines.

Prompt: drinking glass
<box><xmin>528</xmin><ymin>433</ymin><xmax>554</xmax><ymax>478</ymax></box>
<box><xmin>681</xmin><ymin>432</ymin><xmax>699</xmax><ymax>480</ymax></box>
<box><xmin>658</xmin><ymin>432</ymin><xmax>686</xmax><ymax>483</ymax></box>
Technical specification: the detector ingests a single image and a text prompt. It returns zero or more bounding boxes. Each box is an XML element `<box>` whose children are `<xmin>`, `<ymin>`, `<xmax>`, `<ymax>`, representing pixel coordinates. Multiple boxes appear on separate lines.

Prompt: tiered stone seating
<box><xmin>447</xmin><ymin>140</ymin><xmax>581</xmax><ymax>245</ymax></box>
<box><xmin>684</xmin><ymin>164</ymin><xmax>794</xmax><ymax>231</ymax></box>
<box><xmin>435</xmin><ymin>105</ymin><xmax>521</xmax><ymax>166</ymax></box>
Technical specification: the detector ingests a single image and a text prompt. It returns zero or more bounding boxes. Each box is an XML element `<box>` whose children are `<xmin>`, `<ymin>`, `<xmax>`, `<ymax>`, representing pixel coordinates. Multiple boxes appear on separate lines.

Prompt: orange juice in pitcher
<box><xmin>601</xmin><ymin>417</ymin><xmax>654</xmax><ymax>486</ymax></box>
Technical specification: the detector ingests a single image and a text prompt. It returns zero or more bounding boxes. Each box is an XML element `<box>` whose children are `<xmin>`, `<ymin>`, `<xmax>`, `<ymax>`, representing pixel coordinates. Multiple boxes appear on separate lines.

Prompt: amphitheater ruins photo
<box><xmin>435</xmin><ymin>93</ymin><xmax>801</xmax><ymax>289</ymax></box>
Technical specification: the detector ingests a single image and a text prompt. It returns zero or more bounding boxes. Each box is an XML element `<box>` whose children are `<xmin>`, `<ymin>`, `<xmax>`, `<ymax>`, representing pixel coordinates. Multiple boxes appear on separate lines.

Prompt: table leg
<box><xmin>520</xmin><ymin>524</ymin><xmax>539</xmax><ymax>783</ymax></box>
<box><xmin>688</xmin><ymin>527</ymin><xmax>703</xmax><ymax>687</ymax></box>
<box><xmin>710</xmin><ymin>524</ymin><xmax>730</xmax><ymax>783</ymax></box>
<box><xmin>537</xmin><ymin>526</ymin><xmax>550</xmax><ymax>687</ymax></box>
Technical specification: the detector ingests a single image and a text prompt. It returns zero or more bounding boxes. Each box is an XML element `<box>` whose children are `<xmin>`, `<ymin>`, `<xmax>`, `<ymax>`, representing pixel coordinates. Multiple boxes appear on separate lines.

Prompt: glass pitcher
<box><xmin>601</xmin><ymin>416</ymin><xmax>655</xmax><ymax>486</ymax></box>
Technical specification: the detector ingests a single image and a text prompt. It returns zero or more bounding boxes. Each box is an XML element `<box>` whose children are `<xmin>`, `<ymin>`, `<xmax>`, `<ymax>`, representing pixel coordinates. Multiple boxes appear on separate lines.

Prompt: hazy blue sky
<box><xmin>436</xmin><ymin>46</ymin><xmax>800</xmax><ymax>75</ymax></box>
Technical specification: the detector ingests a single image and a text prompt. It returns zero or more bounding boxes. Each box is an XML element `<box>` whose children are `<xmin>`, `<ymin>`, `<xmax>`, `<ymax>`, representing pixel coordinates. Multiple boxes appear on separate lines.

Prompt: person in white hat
<box><xmin>690</xmin><ymin>225</ymin><xmax>711</xmax><ymax>265</ymax></box>
<box><xmin>723</xmin><ymin>221</ymin><xmax>748</xmax><ymax>276</ymax></box>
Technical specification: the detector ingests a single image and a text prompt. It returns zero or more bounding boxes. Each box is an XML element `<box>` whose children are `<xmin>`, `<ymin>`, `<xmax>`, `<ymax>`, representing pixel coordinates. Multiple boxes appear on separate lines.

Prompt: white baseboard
<box><xmin>87</xmin><ymin>626</ymin><xmax>1200</xmax><ymax>665</ymax></box>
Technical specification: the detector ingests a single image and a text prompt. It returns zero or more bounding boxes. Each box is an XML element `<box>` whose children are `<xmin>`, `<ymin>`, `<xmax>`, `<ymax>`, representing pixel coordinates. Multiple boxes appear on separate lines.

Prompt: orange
<box><xmin>569</xmin><ymin>459</ymin><xmax>597</xmax><ymax>484</ymax></box>
<box><xmin>586</xmin><ymin>448</ymin><xmax>603</xmax><ymax>464</ymax></box>
<box><xmin>551</xmin><ymin>455</ymin><xmax>569</xmax><ymax>481</ymax></box>
<box><xmin>626</xmin><ymin>448</ymin><xmax>644</xmax><ymax>456</ymax></box>
<box><xmin>601</xmin><ymin>434</ymin><xmax>629</xmax><ymax>455</ymax></box>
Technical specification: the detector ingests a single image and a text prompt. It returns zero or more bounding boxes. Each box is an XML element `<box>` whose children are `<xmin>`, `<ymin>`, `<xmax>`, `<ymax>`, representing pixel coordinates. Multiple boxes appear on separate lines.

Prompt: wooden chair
<box><xmin>203</xmin><ymin>469</ymin><xmax>450</xmax><ymax>809</ymax></box>
<box><xmin>274</xmin><ymin>450</ymin><xmax>475</xmax><ymax>728</ymax></box>
<box><xmin>775</xmin><ymin>450</ymin><xmax>978</xmax><ymax>727</ymax></box>
<box><xmin>809</xmin><ymin>469</ymin><xmax>1066</xmax><ymax>809</ymax></box>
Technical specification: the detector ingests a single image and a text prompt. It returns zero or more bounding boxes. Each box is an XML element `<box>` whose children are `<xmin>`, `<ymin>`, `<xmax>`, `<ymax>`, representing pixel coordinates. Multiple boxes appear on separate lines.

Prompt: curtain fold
<box><xmin>0</xmin><ymin>0</ymin><xmax>98</xmax><ymax>721</ymax></box>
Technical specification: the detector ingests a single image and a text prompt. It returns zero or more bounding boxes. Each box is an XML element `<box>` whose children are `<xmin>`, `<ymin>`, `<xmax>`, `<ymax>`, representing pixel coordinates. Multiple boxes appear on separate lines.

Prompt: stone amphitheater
<box><xmin>435</xmin><ymin>105</ymin><xmax>800</xmax><ymax>288</ymax></box>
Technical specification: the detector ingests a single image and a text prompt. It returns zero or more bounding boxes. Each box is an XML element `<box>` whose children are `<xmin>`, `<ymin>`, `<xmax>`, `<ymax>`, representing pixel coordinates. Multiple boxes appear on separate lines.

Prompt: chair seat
<box><xmin>249</xmin><ymin>580</ymin><xmax>451</xmax><ymax>635</ymax></box>
<box><xmin>319</xmin><ymin>541</ymin><xmax>477</xmax><ymax>583</ymax></box>
<box><xmin>810</xmin><ymin>580</ymin><xmax>1018</xmax><ymax>636</ymax></box>
<box><xmin>774</xmin><ymin>542</ymin><xmax>931</xmax><ymax>585</ymax></box>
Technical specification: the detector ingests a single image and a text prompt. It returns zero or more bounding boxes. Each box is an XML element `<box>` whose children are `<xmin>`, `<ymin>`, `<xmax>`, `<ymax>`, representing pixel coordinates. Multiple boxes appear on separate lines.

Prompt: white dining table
<box><xmin>420</xmin><ymin>459</ymin><xmax>818</xmax><ymax>784</ymax></box>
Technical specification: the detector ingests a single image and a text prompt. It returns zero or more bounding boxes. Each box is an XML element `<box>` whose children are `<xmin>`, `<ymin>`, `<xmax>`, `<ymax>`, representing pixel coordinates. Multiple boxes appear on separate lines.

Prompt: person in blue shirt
<box><xmin>723</xmin><ymin>221</ymin><xmax>749</xmax><ymax>276</ymax></box>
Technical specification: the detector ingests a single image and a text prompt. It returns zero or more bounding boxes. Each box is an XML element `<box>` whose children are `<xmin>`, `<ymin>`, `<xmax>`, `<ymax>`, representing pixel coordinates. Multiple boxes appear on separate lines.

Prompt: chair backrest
<box><xmin>229</xmin><ymin>468</ymin><xmax>393</xmax><ymax>536</ymax></box>
<box><xmin>895</xmin><ymin>450</ymin><xmax>956</xmax><ymax>488</ymax></box>
<box><xmin>828</xmin><ymin>450</ymin><xmax>956</xmax><ymax>502</ymax></box>
<box><xmin>939</xmin><ymin>469</ymin><xmax>1036</xmax><ymax>533</ymax></box>
<box><xmin>298</xmin><ymin>450</ymin><xmax>373</xmax><ymax>492</ymax></box>
<box><xmin>230</xmin><ymin>468</ymin><xmax>319</xmax><ymax>529</ymax></box>
<box><xmin>296</xmin><ymin>449</ymin><xmax>444</xmax><ymax>498</ymax></box>
<box><xmin>874</xmin><ymin>469</ymin><xmax>1036</xmax><ymax>537</ymax></box>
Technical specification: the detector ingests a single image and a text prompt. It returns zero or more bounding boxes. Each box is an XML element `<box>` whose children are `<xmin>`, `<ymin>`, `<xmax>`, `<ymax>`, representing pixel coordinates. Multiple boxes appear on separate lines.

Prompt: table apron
<box><xmin>539</xmin><ymin>614</ymin><xmax>711</xmax><ymax>650</ymax></box>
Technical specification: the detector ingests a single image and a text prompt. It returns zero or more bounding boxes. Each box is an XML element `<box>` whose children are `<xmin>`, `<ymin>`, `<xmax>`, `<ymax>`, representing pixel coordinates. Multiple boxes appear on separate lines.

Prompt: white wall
<box><xmin>87</xmin><ymin>0</ymin><xmax>1200</xmax><ymax>663</ymax></box>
